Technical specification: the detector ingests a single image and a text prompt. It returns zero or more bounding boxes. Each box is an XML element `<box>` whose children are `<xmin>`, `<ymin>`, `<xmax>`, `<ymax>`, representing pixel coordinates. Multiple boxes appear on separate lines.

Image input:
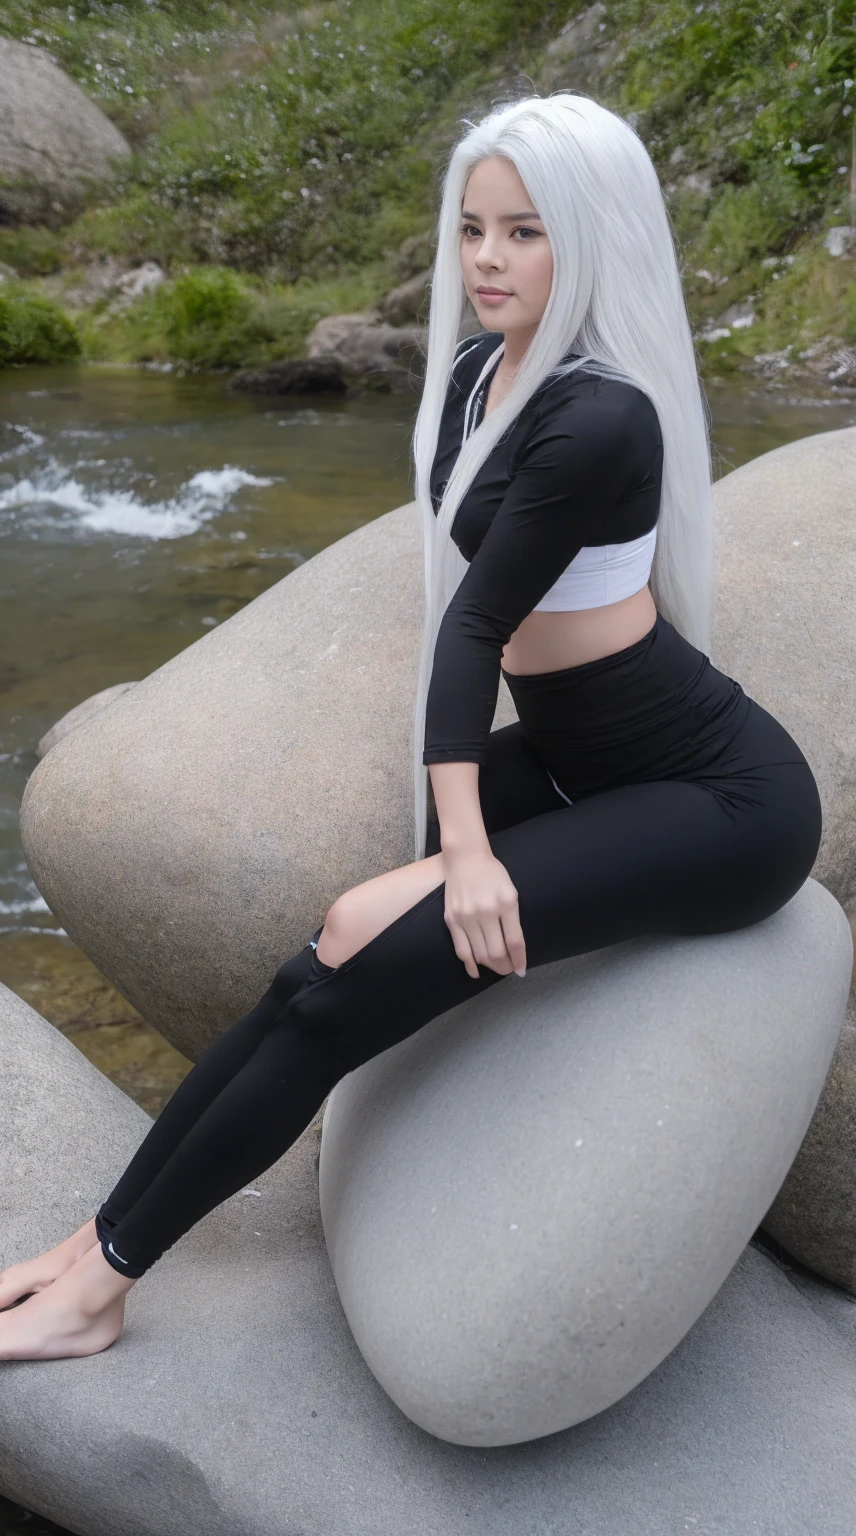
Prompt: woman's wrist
<box><xmin>440</xmin><ymin>830</ymin><xmax>492</xmax><ymax>859</ymax></box>
<box><xmin>428</xmin><ymin>761</ymin><xmax>490</xmax><ymax>859</ymax></box>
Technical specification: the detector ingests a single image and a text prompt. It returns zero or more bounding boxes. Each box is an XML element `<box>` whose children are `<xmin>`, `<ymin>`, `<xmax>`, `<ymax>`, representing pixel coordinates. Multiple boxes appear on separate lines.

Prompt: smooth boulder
<box><xmin>0</xmin><ymin>38</ymin><xmax>130</xmax><ymax>224</ymax></box>
<box><xmin>18</xmin><ymin>427</ymin><xmax>856</xmax><ymax>1286</ymax></box>
<box><xmin>19</xmin><ymin>503</ymin><xmax>449</xmax><ymax>1060</ymax></box>
<box><xmin>3</xmin><ymin>978</ymin><xmax>856</xmax><ymax>1535</ymax></box>
<box><xmin>319</xmin><ymin>879</ymin><xmax>852</xmax><ymax>1445</ymax></box>
<box><xmin>710</xmin><ymin>423</ymin><xmax>855</xmax><ymax>920</ymax></box>
<box><xmin>36</xmin><ymin>680</ymin><xmax>137</xmax><ymax>759</ymax></box>
<box><xmin>18</xmin><ymin>428</ymin><xmax>853</xmax><ymax>1068</ymax></box>
<box><xmin>761</xmin><ymin>993</ymin><xmax>856</xmax><ymax>1293</ymax></box>
<box><xmin>710</xmin><ymin>423</ymin><xmax>856</xmax><ymax>1290</ymax></box>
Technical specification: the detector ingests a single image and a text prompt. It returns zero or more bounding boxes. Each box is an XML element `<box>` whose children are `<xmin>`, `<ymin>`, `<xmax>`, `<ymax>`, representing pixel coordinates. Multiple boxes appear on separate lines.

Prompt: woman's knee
<box><xmin>316</xmin><ymin>889</ymin><xmax>371</xmax><ymax>969</ymax></box>
<box><xmin>317</xmin><ymin>859</ymin><xmax>446</xmax><ymax>969</ymax></box>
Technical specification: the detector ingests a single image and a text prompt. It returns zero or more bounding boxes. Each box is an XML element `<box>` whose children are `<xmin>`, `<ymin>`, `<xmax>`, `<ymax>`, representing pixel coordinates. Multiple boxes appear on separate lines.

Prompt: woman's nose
<box><xmin>475</xmin><ymin>248</ymin><xmax>506</xmax><ymax>272</ymax></box>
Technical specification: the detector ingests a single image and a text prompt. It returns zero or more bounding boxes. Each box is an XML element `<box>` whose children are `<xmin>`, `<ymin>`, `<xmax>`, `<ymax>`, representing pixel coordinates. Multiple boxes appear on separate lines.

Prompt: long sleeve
<box><xmin>422</xmin><ymin>392</ymin><xmax>652</xmax><ymax>766</ymax></box>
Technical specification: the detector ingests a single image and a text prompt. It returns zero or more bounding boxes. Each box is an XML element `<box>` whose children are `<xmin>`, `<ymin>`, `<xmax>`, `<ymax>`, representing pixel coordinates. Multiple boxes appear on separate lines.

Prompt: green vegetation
<box><xmin>0</xmin><ymin>0</ymin><xmax>853</xmax><ymax>371</ymax></box>
<box><xmin>0</xmin><ymin>285</ymin><xmax>81</xmax><ymax>365</ymax></box>
<box><xmin>79</xmin><ymin>262</ymin><xmax>384</xmax><ymax>367</ymax></box>
<box><xmin>1</xmin><ymin>0</ymin><xmax>563</xmax><ymax>274</ymax></box>
<box><xmin>846</xmin><ymin>279</ymin><xmax>856</xmax><ymax>340</ymax></box>
<box><xmin>607</xmin><ymin>0</ymin><xmax>856</xmax><ymax>363</ymax></box>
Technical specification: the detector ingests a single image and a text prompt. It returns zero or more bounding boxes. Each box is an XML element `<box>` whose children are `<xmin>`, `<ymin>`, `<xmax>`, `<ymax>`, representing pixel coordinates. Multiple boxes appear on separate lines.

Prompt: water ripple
<box><xmin>0</xmin><ymin>463</ymin><xmax>278</xmax><ymax>540</ymax></box>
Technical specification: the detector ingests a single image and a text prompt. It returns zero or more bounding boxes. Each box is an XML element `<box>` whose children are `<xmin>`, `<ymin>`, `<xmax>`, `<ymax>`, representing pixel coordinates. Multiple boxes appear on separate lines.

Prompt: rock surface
<box><xmin>378</xmin><ymin>268</ymin><xmax>432</xmax><ymax>326</ymax></box>
<box><xmin>711</xmin><ymin>423</ymin><xmax>855</xmax><ymax>919</ymax></box>
<box><xmin>319</xmin><ymin>879</ymin><xmax>852</xmax><ymax>1445</ymax></box>
<box><xmin>19</xmin><ymin>504</ymin><xmax>445</xmax><ymax>1059</ymax></box>
<box><xmin>711</xmin><ymin>423</ymin><xmax>856</xmax><ymax>1288</ymax></box>
<box><xmin>306</xmin><ymin>311</ymin><xmax>426</xmax><ymax>389</ymax></box>
<box><xmin>762</xmin><ymin>991</ymin><xmax>856</xmax><ymax>1293</ymax></box>
<box><xmin>2</xmin><ymin>979</ymin><xmax>856</xmax><ymax>1535</ymax></box>
<box><xmin>0</xmin><ymin>39</ymin><xmax>130</xmax><ymax>224</ymax></box>
<box><xmin>37</xmin><ymin>682</ymin><xmax>138</xmax><ymax>759</ymax></box>
<box><xmin>19</xmin><ymin>424</ymin><xmax>856</xmax><ymax>1287</ymax></box>
<box><xmin>228</xmin><ymin>355</ymin><xmax>348</xmax><ymax>396</ymax></box>
<box><xmin>541</xmin><ymin>3</ymin><xmax>624</xmax><ymax>87</ymax></box>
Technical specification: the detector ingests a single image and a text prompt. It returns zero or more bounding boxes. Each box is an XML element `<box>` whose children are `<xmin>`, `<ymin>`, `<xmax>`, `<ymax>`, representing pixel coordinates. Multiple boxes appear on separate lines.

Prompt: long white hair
<box><xmin>410</xmin><ymin>91</ymin><xmax>714</xmax><ymax>861</ymax></box>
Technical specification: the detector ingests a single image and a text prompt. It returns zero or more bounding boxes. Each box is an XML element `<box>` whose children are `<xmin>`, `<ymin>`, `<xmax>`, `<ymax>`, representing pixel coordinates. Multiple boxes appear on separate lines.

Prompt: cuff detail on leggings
<box><xmin>96</xmin><ymin>1208</ymin><xmax>153</xmax><ymax>1277</ymax></box>
<box><xmin>99</xmin><ymin>1235</ymin><xmax>151</xmax><ymax>1280</ymax></box>
<box><xmin>94</xmin><ymin>1207</ymin><xmax>117</xmax><ymax>1245</ymax></box>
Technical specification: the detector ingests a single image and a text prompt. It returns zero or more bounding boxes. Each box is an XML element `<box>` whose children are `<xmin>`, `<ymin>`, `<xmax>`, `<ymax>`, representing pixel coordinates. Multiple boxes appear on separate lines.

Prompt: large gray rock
<box><xmin>37</xmin><ymin>681</ymin><xmax>137</xmax><ymax>759</ymax></box>
<box><xmin>18</xmin><ymin>425</ymin><xmax>856</xmax><ymax>1286</ymax></box>
<box><xmin>3</xmin><ymin>978</ymin><xmax>856</xmax><ymax>1535</ymax></box>
<box><xmin>762</xmin><ymin>991</ymin><xmax>856</xmax><ymax>1292</ymax></box>
<box><xmin>306</xmin><ymin>311</ymin><xmax>426</xmax><ymax>389</ymax></box>
<box><xmin>710</xmin><ymin>423</ymin><xmax>856</xmax><ymax>920</ymax></box>
<box><xmin>710</xmin><ymin>423</ymin><xmax>856</xmax><ymax>1289</ymax></box>
<box><xmin>19</xmin><ymin>504</ymin><xmax>432</xmax><ymax>1060</ymax></box>
<box><xmin>319</xmin><ymin>879</ymin><xmax>852</xmax><ymax>1445</ymax></box>
<box><xmin>0</xmin><ymin>39</ymin><xmax>131</xmax><ymax>224</ymax></box>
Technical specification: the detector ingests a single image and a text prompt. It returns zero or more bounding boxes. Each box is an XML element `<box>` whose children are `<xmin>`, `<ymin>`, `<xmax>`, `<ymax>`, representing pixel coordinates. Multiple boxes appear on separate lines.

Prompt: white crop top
<box><xmin>530</xmin><ymin>526</ymin><xmax>658</xmax><ymax>610</ymax></box>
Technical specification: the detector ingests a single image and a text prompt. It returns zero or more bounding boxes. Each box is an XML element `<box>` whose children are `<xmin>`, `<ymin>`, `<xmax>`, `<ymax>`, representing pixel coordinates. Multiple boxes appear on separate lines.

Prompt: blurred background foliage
<box><xmin>0</xmin><ymin>0</ymin><xmax>853</xmax><ymax>368</ymax></box>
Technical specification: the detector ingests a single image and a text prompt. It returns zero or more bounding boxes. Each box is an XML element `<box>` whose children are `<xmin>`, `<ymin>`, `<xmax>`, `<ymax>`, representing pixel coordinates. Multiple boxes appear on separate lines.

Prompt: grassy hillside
<box><xmin>0</xmin><ymin>0</ymin><xmax>854</xmax><ymax>373</ymax></box>
<box><xmin>608</xmin><ymin>0</ymin><xmax>856</xmax><ymax>371</ymax></box>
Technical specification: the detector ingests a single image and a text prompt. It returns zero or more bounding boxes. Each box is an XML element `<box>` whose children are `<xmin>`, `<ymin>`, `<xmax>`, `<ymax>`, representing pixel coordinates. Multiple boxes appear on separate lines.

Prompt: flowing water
<box><xmin>0</xmin><ymin>363</ymin><xmax>418</xmax><ymax>1113</ymax></box>
<box><xmin>0</xmin><ymin>363</ymin><xmax>854</xmax><ymax>1535</ymax></box>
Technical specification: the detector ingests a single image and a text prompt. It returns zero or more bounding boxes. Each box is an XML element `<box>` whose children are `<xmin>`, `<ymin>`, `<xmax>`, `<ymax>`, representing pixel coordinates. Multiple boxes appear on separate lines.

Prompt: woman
<box><xmin>0</xmin><ymin>92</ymin><xmax>821</xmax><ymax>1360</ymax></box>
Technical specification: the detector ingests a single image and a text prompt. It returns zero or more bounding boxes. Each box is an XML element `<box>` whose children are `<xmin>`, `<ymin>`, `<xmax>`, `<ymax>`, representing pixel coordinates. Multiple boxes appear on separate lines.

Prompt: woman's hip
<box><xmin>503</xmin><ymin>611</ymin><xmax>816</xmax><ymax>804</ymax></box>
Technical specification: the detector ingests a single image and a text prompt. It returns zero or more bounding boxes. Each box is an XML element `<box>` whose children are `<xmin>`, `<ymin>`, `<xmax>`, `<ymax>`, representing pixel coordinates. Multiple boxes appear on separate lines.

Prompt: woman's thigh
<box><xmin>289</xmin><ymin>767</ymin><xmax>819</xmax><ymax>1076</ymax></box>
<box><xmin>320</xmin><ymin>723</ymin><xmax>565</xmax><ymax>965</ymax></box>
<box><xmin>424</xmin><ymin>721</ymin><xmax>566</xmax><ymax>856</ymax></box>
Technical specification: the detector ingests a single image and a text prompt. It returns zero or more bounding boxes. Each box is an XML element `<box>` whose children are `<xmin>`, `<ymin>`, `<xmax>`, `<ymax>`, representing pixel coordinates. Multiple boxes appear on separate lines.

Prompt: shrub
<box><xmin>0</xmin><ymin>226</ymin><xmax>65</xmax><ymax>277</ymax></box>
<box><xmin>98</xmin><ymin>263</ymin><xmax>387</xmax><ymax>369</ymax></box>
<box><xmin>844</xmin><ymin>282</ymin><xmax>856</xmax><ymax>344</ymax></box>
<box><xmin>0</xmin><ymin>286</ymin><xmax>80</xmax><ymax>366</ymax></box>
<box><xmin>125</xmin><ymin>266</ymin><xmax>268</xmax><ymax>367</ymax></box>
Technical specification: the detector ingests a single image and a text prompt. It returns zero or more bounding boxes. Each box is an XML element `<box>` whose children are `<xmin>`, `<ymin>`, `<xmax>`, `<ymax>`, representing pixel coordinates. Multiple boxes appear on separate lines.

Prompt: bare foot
<box><xmin>0</xmin><ymin>1243</ymin><xmax>136</xmax><ymax>1360</ymax></box>
<box><xmin>0</xmin><ymin>1217</ymin><xmax>100</xmax><ymax>1311</ymax></box>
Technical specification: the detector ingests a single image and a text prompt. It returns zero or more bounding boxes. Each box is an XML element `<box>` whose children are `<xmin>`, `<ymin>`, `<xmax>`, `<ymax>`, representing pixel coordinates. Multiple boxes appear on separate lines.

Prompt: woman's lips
<box><xmin>476</xmin><ymin>288</ymin><xmax>513</xmax><ymax>305</ymax></box>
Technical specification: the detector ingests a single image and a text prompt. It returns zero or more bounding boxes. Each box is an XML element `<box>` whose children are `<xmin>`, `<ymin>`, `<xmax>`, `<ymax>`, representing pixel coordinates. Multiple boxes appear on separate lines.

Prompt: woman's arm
<box><xmin>423</xmin><ymin>388</ymin><xmax>655</xmax><ymax>768</ymax></box>
<box><xmin>421</xmin><ymin>385</ymin><xmax>661</xmax><ymax>978</ymax></box>
<box><xmin>428</xmin><ymin>761</ymin><xmax>488</xmax><ymax>856</ymax></box>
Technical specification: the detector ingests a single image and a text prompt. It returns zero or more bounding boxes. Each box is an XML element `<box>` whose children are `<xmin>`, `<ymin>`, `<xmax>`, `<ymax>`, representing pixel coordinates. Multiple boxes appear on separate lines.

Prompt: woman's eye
<box><xmin>459</xmin><ymin>224</ymin><xmax>539</xmax><ymax>239</ymax></box>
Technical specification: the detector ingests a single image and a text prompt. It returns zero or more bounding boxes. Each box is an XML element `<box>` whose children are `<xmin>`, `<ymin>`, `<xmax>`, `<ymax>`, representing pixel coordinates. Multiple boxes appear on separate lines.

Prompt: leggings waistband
<box><xmin>500</xmin><ymin>612</ymin><xmax>755</xmax><ymax>798</ymax></box>
<box><xmin>501</xmin><ymin>613</ymin><xmax>661</xmax><ymax>688</ymax></box>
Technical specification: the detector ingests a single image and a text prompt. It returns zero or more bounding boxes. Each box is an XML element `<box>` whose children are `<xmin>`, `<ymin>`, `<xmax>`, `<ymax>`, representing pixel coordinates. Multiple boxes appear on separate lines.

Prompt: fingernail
<box><xmin>516</xmin><ymin>968</ymin><xmax>526</xmax><ymax>978</ymax></box>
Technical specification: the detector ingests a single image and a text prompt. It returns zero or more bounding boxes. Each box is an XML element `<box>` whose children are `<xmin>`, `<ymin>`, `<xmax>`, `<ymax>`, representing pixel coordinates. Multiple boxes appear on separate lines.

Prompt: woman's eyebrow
<box><xmin>460</xmin><ymin>209</ymin><xmax>543</xmax><ymax>222</ymax></box>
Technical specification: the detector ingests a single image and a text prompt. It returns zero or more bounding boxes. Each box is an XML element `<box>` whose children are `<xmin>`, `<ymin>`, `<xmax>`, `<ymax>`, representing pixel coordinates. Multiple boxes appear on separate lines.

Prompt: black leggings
<box><xmin>94</xmin><ymin>614</ymin><xmax>822</xmax><ymax>1278</ymax></box>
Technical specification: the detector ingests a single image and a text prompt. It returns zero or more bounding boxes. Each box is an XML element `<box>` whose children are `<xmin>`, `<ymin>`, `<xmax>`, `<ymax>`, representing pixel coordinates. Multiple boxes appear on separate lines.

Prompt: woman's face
<box><xmin>459</xmin><ymin>155</ymin><xmax>553</xmax><ymax>341</ymax></box>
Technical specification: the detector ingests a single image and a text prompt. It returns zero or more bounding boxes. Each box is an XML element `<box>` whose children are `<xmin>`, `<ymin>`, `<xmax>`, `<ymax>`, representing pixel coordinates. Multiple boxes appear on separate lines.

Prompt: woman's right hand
<box><xmin>441</xmin><ymin>843</ymin><xmax>527</xmax><ymax>980</ymax></box>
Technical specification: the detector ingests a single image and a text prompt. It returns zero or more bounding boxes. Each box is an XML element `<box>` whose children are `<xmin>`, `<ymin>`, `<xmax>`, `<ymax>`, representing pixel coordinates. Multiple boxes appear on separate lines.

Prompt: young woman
<box><xmin>0</xmin><ymin>93</ymin><xmax>821</xmax><ymax>1360</ymax></box>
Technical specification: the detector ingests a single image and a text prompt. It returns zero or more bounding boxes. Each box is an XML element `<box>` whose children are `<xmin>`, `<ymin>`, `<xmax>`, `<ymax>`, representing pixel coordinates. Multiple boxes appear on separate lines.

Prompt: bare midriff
<box><xmin>500</xmin><ymin>585</ymin><xmax>657</xmax><ymax>676</ymax></box>
<box><xmin>479</xmin><ymin>367</ymin><xmax>659</xmax><ymax>678</ymax></box>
